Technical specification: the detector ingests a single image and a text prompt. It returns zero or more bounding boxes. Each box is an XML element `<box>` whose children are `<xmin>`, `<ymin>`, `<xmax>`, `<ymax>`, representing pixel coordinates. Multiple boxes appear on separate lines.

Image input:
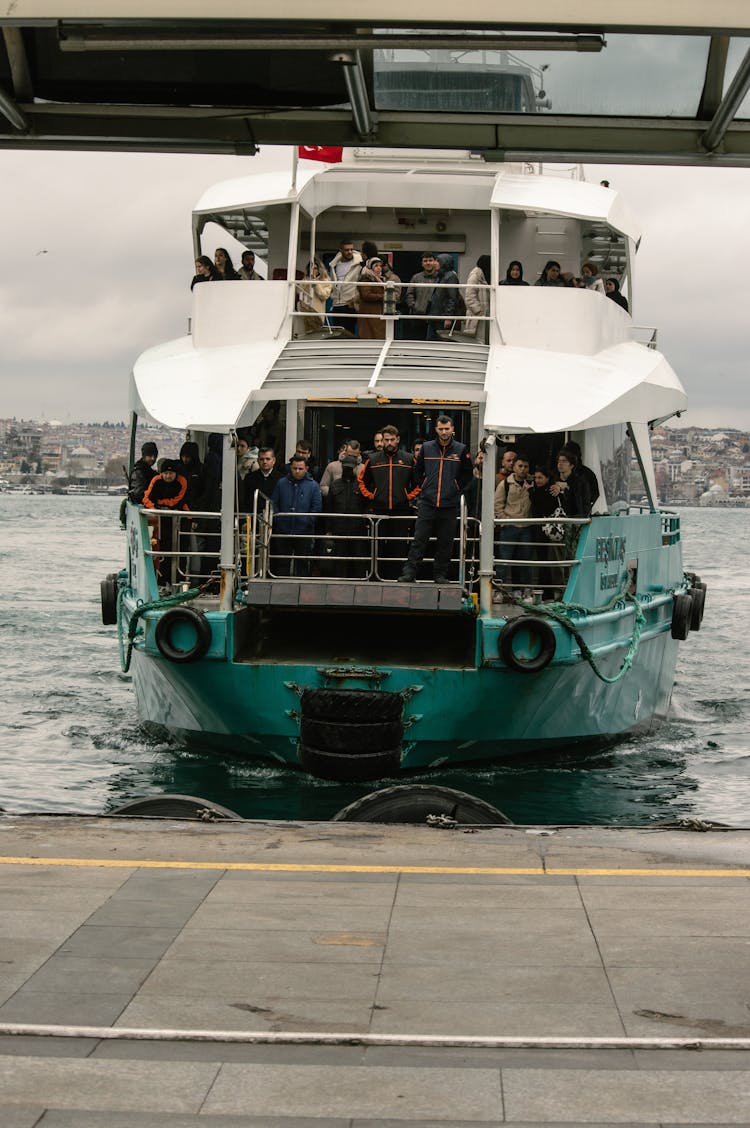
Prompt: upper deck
<box><xmin>129</xmin><ymin>156</ymin><xmax>686</xmax><ymax>439</ymax></box>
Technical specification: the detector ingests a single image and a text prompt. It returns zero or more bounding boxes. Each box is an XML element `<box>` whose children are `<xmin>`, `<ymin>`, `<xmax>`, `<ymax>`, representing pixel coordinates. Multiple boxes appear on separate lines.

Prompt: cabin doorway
<box><xmin>303</xmin><ymin>404</ymin><xmax>473</xmax><ymax>463</ymax></box>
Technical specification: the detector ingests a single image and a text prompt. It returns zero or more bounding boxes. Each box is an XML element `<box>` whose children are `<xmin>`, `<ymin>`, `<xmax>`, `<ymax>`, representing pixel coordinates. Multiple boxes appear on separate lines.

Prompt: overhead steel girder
<box><xmin>4</xmin><ymin>106</ymin><xmax>750</xmax><ymax>165</ymax></box>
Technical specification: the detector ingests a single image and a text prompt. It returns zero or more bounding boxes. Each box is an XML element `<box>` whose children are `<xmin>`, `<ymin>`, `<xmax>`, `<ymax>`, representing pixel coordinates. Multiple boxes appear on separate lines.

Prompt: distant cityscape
<box><xmin>1</xmin><ymin>416</ymin><xmax>749</xmax><ymax>506</ymax></box>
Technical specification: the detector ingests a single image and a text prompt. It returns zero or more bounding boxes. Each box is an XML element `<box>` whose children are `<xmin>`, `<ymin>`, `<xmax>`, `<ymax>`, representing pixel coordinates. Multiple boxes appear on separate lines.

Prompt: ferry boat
<box><xmin>103</xmin><ymin>147</ymin><xmax>706</xmax><ymax>783</ymax></box>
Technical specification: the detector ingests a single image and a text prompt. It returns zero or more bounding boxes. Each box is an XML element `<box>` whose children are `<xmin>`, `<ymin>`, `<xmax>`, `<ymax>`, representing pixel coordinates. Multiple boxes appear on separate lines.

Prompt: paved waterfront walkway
<box><xmin>1</xmin><ymin>816</ymin><xmax>750</xmax><ymax>1125</ymax></box>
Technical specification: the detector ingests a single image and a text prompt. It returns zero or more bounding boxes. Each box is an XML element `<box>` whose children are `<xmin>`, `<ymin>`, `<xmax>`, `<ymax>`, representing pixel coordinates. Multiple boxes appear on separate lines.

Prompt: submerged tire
<box><xmin>300</xmin><ymin>689</ymin><xmax>403</xmax><ymax>723</ymax></box>
<box><xmin>332</xmin><ymin>784</ymin><xmax>512</xmax><ymax>825</ymax></box>
<box><xmin>300</xmin><ymin>717</ymin><xmax>403</xmax><ymax>754</ymax></box>
<box><xmin>671</xmin><ymin>592</ymin><xmax>693</xmax><ymax>641</ymax></box>
<box><xmin>110</xmin><ymin>794</ymin><xmax>242</xmax><ymax>819</ymax></box>
<box><xmin>100</xmin><ymin>573</ymin><xmax>118</xmax><ymax>625</ymax></box>
<box><xmin>299</xmin><ymin>744</ymin><xmax>401</xmax><ymax>782</ymax></box>
<box><xmin>689</xmin><ymin>585</ymin><xmax>706</xmax><ymax>631</ymax></box>
<box><xmin>499</xmin><ymin>616</ymin><xmax>556</xmax><ymax>674</ymax></box>
<box><xmin>155</xmin><ymin>607</ymin><xmax>211</xmax><ymax>664</ymax></box>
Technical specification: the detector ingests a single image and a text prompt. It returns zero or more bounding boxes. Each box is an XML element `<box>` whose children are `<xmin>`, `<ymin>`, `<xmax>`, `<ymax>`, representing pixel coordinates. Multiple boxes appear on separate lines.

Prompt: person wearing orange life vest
<box><xmin>142</xmin><ymin>460</ymin><xmax>189</xmax><ymax>587</ymax></box>
<box><xmin>398</xmin><ymin>416</ymin><xmax>473</xmax><ymax>584</ymax></box>
<box><xmin>359</xmin><ymin>424</ymin><xmax>420</xmax><ymax>579</ymax></box>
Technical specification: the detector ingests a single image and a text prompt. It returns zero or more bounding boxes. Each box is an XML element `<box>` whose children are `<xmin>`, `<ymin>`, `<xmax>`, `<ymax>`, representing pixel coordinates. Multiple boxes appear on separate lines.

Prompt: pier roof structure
<box><xmin>2</xmin><ymin>3</ymin><xmax>750</xmax><ymax>164</ymax></box>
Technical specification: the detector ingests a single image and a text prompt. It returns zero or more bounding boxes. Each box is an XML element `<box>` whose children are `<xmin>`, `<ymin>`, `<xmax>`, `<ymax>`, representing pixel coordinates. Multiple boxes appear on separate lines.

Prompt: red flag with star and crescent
<box><xmin>298</xmin><ymin>145</ymin><xmax>343</xmax><ymax>163</ymax></box>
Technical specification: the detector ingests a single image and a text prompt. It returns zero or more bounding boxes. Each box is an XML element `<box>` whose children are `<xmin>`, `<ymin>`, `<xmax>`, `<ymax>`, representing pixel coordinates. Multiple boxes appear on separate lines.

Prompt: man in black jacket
<box><xmin>398</xmin><ymin>416</ymin><xmax>473</xmax><ymax>584</ymax></box>
<box><xmin>240</xmin><ymin>447</ymin><xmax>283</xmax><ymax>513</ymax></box>
<box><xmin>127</xmin><ymin>441</ymin><xmax>158</xmax><ymax>503</ymax></box>
<box><xmin>426</xmin><ymin>253</ymin><xmax>460</xmax><ymax>340</ymax></box>
<box><xmin>359</xmin><ymin>424</ymin><xmax>418</xmax><ymax>578</ymax></box>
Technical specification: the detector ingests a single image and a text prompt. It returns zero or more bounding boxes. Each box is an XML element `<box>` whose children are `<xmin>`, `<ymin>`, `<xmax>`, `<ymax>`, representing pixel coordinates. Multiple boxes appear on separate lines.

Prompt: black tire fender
<box><xmin>689</xmin><ymin>585</ymin><xmax>706</xmax><ymax>631</ymax></box>
<box><xmin>671</xmin><ymin>592</ymin><xmax>693</xmax><ymax>641</ymax></box>
<box><xmin>110</xmin><ymin>794</ymin><xmax>242</xmax><ymax>819</ymax></box>
<box><xmin>100</xmin><ymin>573</ymin><xmax>119</xmax><ymax>625</ymax></box>
<box><xmin>499</xmin><ymin>616</ymin><xmax>556</xmax><ymax>674</ymax></box>
<box><xmin>155</xmin><ymin>606</ymin><xmax>211</xmax><ymax>664</ymax></box>
<box><xmin>299</xmin><ymin>745</ymin><xmax>401</xmax><ymax>782</ymax></box>
<box><xmin>332</xmin><ymin>784</ymin><xmax>512</xmax><ymax>825</ymax></box>
<box><xmin>300</xmin><ymin>688</ymin><xmax>403</xmax><ymax>723</ymax></box>
<box><xmin>300</xmin><ymin>717</ymin><xmax>404</xmax><ymax>754</ymax></box>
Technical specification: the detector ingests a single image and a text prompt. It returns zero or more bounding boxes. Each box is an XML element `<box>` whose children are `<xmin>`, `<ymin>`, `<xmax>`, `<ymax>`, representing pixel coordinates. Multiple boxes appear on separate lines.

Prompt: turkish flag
<box><xmin>298</xmin><ymin>145</ymin><xmax>343</xmax><ymax>163</ymax></box>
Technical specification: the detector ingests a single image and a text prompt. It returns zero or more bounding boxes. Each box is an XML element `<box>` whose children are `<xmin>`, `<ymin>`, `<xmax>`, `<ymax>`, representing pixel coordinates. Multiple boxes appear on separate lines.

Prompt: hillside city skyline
<box><xmin>2</xmin><ymin>415</ymin><xmax>749</xmax><ymax>505</ymax></box>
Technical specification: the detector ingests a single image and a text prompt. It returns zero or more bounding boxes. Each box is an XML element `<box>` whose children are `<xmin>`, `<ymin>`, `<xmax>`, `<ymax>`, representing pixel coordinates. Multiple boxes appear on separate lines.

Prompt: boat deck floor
<box><xmin>1</xmin><ymin>815</ymin><xmax>749</xmax><ymax>1125</ymax></box>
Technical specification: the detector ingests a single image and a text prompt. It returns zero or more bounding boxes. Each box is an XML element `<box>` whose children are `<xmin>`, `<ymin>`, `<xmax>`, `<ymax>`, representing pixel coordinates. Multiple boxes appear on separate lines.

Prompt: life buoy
<box><xmin>155</xmin><ymin>607</ymin><xmax>211</xmax><ymax>663</ymax></box>
<box><xmin>100</xmin><ymin>573</ymin><xmax>119</xmax><ymax>625</ymax></box>
<box><xmin>499</xmin><ymin>616</ymin><xmax>556</xmax><ymax>673</ymax></box>
<box><xmin>332</xmin><ymin>784</ymin><xmax>511</xmax><ymax>825</ymax></box>
<box><xmin>670</xmin><ymin>592</ymin><xmax>693</xmax><ymax>641</ymax></box>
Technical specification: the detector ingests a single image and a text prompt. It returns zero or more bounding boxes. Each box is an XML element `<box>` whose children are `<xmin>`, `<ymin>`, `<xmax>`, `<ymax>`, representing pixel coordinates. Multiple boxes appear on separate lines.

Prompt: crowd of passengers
<box><xmin>127</xmin><ymin>421</ymin><xmax>597</xmax><ymax>600</ymax></box>
<box><xmin>190</xmin><ymin>240</ymin><xmax>629</xmax><ymax>342</ymax></box>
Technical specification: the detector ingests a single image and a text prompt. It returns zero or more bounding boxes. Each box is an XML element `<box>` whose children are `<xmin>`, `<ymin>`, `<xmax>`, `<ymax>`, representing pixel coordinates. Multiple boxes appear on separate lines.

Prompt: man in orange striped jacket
<box><xmin>359</xmin><ymin>424</ymin><xmax>419</xmax><ymax>578</ymax></box>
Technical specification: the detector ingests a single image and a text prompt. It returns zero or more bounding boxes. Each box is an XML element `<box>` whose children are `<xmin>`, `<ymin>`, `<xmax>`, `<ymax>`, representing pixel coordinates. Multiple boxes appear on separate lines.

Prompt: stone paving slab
<box><xmin>115</xmin><ymin>994</ymin><xmax>374</xmax><ymax>1032</ymax></box>
<box><xmin>368</xmin><ymin>1000</ymin><xmax>627</xmax><ymax>1038</ymax></box>
<box><xmin>502</xmin><ymin>1067</ymin><xmax>750</xmax><ymax>1123</ymax></box>
<box><xmin>0</xmin><ymin>1108</ymin><xmax>45</xmax><ymax>1128</ymax></box>
<box><xmin>201</xmin><ymin>1062</ymin><xmax>503</xmax><ymax>1120</ymax></box>
<box><xmin>167</xmin><ymin>927</ymin><xmax>387</xmax><ymax>963</ymax></box>
<box><xmin>0</xmin><ymin>1057</ymin><xmax>220</xmax><ymax>1114</ymax></box>
<box><xmin>30</xmin><ymin>1115</ymin><xmax>351</xmax><ymax>1128</ymax></box>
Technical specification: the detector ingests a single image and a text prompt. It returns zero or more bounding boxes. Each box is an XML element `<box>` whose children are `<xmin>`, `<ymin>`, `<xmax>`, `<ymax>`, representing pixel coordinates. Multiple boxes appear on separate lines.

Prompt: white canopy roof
<box><xmin>483</xmin><ymin>341</ymin><xmax>685</xmax><ymax>432</ymax></box>
<box><xmin>490</xmin><ymin>173</ymin><xmax>641</xmax><ymax>243</ymax></box>
<box><xmin>131</xmin><ymin>333</ymin><xmax>685</xmax><ymax>434</ymax></box>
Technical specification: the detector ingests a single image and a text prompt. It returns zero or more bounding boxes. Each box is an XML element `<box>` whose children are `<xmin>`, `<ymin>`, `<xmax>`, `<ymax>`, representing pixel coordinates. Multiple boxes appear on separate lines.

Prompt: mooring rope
<box><xmin>509</xmin><ymin>572</ymin><xmax>647</xmax><ymax>684</ymax></box>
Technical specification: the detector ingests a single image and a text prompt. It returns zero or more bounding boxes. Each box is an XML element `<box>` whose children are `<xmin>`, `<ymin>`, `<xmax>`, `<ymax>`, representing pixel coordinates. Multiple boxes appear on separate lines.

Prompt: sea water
<box><xmin>1</xmin><ymin>495</ymin><xmax>748</xmax><ymax>825</ymax></box>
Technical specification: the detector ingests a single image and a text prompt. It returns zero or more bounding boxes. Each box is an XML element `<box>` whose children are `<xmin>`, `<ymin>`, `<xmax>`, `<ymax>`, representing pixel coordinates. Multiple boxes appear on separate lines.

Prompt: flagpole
<box><xmin>290</xmin><ymin>146</ymin><xmax>299</xmax><ymax>193</ymax></box>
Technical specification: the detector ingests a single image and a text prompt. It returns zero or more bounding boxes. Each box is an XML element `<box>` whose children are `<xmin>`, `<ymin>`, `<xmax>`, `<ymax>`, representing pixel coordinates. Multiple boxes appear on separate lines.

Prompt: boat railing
<box><xmin>631</xmin><ymin>325</ymin><xmax>658</xmax><ymax>349</ymax></box>
<box><xmin>491</xmin><ymin>515</ymin><xmax>589</xmax><ymax>600</ymax></box>
<box><xmin>244</xmin><ymin>498</ymin><xmax>481</xmax><ymax>586</ymax></box>
<box><xmin>293</xmin><ymin>279</ymin><xmax>492</xmax><ymax>341</ymax></box>
<box><xmin>139</xmin><ymin>507</ymin><xmax>223</xmax><ymax>591</ymax></box>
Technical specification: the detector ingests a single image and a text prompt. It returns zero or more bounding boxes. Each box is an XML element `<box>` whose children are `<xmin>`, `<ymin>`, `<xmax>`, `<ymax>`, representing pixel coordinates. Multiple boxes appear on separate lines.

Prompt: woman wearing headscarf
<box><xmin>464</xmin><ymin>254</ymin><xmax>492</xmax><ymax>341</ymax></box>
<box><xmin>499</xmin><ymin>260</ymin><xmax>529</xmax><ymax>286</ymax></box>
<box><xmin>356</xmin><ymin>257</ymin><xmax>387</xmax><ymax>340</ymax></box>
<box><xmin>605</xmin><ymin>277</ymin><xmax>629</xmax><ymax>311</ymax></box>
<box><xmin>296</xmin><ymin>256</ymin><xmax>333</xmax><ymax>336</ymax></box>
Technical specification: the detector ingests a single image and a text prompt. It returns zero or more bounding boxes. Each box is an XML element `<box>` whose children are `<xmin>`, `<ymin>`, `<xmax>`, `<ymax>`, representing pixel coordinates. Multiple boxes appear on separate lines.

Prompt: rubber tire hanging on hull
<box><xmin>332</xmin><ymin>784</ymin><xmax>511</xmax><ymax>825</ymax></box>
<box><xmin>671</xmin><ymin>592</ymin><xmax>693</xmax><ymax>641</ymax></box>
<box><xmin>299</xmin><ymin>744</ymin><xmax>401</xmax><ymax>782</ymax></box>
<box><xmin>300</xmin><ymin>718</ymin><xmax>403</xmax><ymax>754</ymax></box>
<box><xmin>155</xmin><ymin>607</ymin><xmax>212</xmax><ymax>664</ymax></box>
<box><xmin>100</xmin><ymin>573</ymin><xmax>118</xmax><ymax>625</ymax></box>
<box><xmin>689</xmin><ymin>584</ymin><xmax>706</xmax><ymax>630</ymax></box>
<box><xmin>109</xmin><ymin>794</ymin><xmax>242</xmax><ymax>819</ymax></box>
<box><xmin>300</xmin><ymin>688</ymin><xmax>403</xmax><ymax>723</ymax></box>
<box><xmin>499</xmin><ymin>616</ymin><xmax>556</xmax><ymax>673</ymax></box>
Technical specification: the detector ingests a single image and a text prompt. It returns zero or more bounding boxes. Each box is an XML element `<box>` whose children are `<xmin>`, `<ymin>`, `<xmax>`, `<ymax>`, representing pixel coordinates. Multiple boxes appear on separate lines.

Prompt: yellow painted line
<box><xmin>0</xmin><ymin>856</ymin><xmax>749</xmax><ymax>878</ymax></box>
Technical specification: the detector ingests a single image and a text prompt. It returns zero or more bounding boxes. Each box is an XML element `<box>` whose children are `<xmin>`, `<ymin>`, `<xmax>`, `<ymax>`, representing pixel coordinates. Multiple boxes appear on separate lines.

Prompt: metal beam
<box><xmin>4</xmin><ymin>105</ymin><xmax>750</xmax><ymax>165</ymax></box>
<box><xmin>702</xmin><ymin>45</ymin><xmax>750</xmax><ymax>151</ymax></box>
<box><xmin>697</xmin><ymin>36</ymin><xmax>730</xmax><ymax>119</ymax></box>
<box><xmin>57</xmin><ymin>28</ymin><xmax>606</xmax><ymax>53</ymax></box>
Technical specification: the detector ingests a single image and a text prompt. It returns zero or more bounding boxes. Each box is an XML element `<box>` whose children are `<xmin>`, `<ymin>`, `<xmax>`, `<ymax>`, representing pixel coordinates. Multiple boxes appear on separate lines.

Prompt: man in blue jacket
<box><xmin>270</xmin><ymin>455</ymin><xmax>322</xmax><ymax>576</ymax></box>
<box><xmin>398</xmin><ymin>416</ymin><xmax>473</xmax><ymax>584</ymax></box>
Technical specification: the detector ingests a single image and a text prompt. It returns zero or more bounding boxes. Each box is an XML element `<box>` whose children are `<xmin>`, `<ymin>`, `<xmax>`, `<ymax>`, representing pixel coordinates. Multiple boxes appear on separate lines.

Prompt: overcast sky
<box><xmin>1</xmin><ymin>146</ymin><xmax>748</xmax><ymax>429</ymax></box>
